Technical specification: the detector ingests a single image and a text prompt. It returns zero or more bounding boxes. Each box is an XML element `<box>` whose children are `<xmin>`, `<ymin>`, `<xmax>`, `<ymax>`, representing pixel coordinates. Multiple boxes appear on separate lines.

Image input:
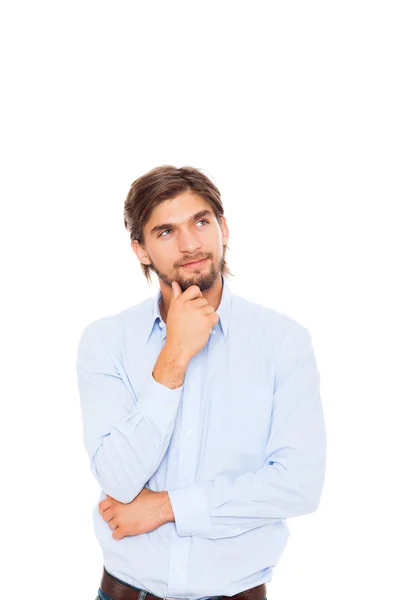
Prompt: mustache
<box><xmin>180</xmin><ymin>256</ymin><xmax>209</xmax><ymax>266</ymax></box>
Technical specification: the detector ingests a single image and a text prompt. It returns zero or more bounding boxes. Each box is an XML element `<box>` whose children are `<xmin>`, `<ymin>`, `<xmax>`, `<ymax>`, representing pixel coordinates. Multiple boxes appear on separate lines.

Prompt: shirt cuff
<box><xmin>136</xmin><ymin>374</ymin><xmax>184</xmax><ymax>431</ymax></box>
<box><xmin>168</xmin><ymin>483</ymin><xmax>212</xmax><ymax>537</ymax></box>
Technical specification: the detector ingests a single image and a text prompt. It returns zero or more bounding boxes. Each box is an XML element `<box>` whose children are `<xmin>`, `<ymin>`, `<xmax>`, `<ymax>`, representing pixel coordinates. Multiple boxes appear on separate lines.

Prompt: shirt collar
<box><xmin>145</xmin><ymin>273</ymin><xmax>232</xmax><ymax>344</ymax></box>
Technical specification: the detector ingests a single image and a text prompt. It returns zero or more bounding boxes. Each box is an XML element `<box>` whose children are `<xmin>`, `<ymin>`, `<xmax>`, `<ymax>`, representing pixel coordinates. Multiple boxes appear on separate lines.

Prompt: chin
<box><xmin>180</xmin><ymin>269</ymin><xmax>220</xmax><ymax>292</ymax></box>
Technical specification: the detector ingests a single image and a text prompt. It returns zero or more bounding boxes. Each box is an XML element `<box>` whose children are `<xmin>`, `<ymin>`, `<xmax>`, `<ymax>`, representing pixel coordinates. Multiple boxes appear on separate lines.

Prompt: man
<box><xmin>76</xmin><ymin>165</ymin><xmax>327</xmax><ymax>600</ymax></box>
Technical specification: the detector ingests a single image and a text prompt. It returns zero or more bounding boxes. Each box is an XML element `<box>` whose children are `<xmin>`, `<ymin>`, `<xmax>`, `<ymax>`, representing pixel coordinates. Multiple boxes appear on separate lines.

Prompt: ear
<box><xmin>219</xmin><ymin>215</ymin><xmax>229</xmax><ymax>246</ymax></box>
<box><xmin>132</xmin><ymin>239</ymin><xmax>151</xmax><ymax>265</ymax></box>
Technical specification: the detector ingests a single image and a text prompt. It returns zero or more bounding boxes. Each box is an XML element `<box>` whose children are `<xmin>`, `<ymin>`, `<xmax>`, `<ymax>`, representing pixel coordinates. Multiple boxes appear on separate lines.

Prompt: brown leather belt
<box><xmin>100</xmin><ymin>567</ymin><xmax>267</xmax><ymax>600</ymax></box>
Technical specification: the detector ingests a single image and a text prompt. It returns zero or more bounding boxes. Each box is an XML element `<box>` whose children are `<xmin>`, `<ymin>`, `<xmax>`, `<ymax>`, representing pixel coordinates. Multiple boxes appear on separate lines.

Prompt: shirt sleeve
<box><xmin>167</xmin><ymin>323</ymin><xmax>327</xmax><ymax>539</ymax></box>
<box><xmin>76</xmin><ymin>320</ymin><xmax>184</xmax><ymax>503</ymax></box>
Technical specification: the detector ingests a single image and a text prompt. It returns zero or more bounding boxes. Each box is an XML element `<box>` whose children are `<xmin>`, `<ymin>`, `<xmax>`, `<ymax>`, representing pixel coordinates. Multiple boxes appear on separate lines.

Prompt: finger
<box><xmin>189</xmin><ymin>297</ymin><xmax>209</xmax><ymax>309</ymax></box>
<box><xmin>171</xmin><ymin>280</ymin><xmax>182</xmax><ymax>299</ymax></box>
<box><xmin>99</xmin><ymin>494</ymin><xmax>118</xmax><ymax>510</ymax></box>
<box><xmin>180</xmin><ymin>285</ymin><xmax>203</xmax><ymax>300</ymax></box>
<box><xmin>211</xmin><ymin>314</ymin><xmax>220</xmax><ymax>326</ymax></box>
<box><xmin>101</xmin><ymin>507</ymin><xmax>115</xmax><ymax>523</ymax></box>
<box><xmin>99</xmin><ymin>496</ymin><xmax>114</xmax><ymax>512</ymax></box>
<box><xmin>108</xmin><ymin>517</ymin><xmax>118</xmax><ymax>530</ymax></box>
<box><xmin>112</xmin><ymin>527</ymin><xmax>125</xmax><ymax>540</ymax></box>
<box><xmin>202</xmin><ymin>305</ymin><xmax>216</xmax><ymax>315</ymax></box>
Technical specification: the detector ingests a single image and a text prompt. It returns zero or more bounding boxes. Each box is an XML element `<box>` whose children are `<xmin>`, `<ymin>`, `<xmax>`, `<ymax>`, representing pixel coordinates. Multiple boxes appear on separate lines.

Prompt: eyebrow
<box><xmin>150</xmin><ymin>209</ymin><xmax>213</xmax><ymax>236</ymax></box>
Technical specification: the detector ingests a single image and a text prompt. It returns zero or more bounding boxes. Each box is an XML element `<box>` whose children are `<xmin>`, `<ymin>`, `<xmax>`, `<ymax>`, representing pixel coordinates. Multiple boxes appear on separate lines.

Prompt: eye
<box><xmin>158</xmin><ymin>219</ymin><xmax>209</xmax><ymax>237</ymax></box>
<box><xmin>159</xmin><ymin>229</ymin><xmax>172</xmax><ymax>237</ymax></box>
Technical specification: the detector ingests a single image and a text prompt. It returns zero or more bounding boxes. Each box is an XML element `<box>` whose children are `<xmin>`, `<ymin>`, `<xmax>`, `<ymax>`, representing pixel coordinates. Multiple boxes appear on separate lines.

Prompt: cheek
<box><xmin>147</xmin><ymin>245</ymin><xmax>166</xmax><ymax>262</ymax></box>
<box><xmin>150</xmin><ymin>247</ymin><xmax>177</xmax><ymax>270</ymax></box>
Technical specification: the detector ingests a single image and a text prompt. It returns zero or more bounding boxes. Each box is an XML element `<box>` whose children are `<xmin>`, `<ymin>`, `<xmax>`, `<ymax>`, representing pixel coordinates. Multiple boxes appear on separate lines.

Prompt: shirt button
<box><xmin>211</xmin><ymin>328</ymin><xmax>215</xmax><ymax>334</ymax></box>
<box><xmin>184</xmin><ymin>475</ymin><xmax>188</xmax><ymax>480</ymax></box>
<box><xmin>156</xmin><ymin>444</ymin><xmax>160</xmax><ymax>449</ymax></box>
<box><xmin>187</xmin><ymin>428</ymin><xmax>193</xmax><ymax>436</ymax></box>
<box><xmin>158</xmin><ymin>321</ymin><xmax>163</xmax><ymax>328</ymax></box>
<box><xmin>236</xmin><ymin>527</ymin><xmax>241</xmax><ymax>532</ymax></box>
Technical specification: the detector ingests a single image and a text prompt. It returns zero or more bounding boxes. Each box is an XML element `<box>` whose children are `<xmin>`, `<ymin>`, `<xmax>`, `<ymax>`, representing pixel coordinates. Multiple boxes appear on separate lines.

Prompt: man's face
<box><xmin>132</xmin><ymin>191</ymin><xmax>229</xmax><ymax>292</ymax></box>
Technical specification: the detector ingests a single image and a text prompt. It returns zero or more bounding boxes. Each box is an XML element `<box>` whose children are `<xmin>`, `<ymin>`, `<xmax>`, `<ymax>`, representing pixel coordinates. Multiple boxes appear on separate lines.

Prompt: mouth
<box><xmin>181</xmin><ymin>258</ymin><xmax>208</xmax><ymax>268</ymax></box>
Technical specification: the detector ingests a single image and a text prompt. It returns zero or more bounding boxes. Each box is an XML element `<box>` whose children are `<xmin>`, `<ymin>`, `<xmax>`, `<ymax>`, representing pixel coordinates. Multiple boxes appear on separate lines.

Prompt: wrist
<box><xmin>162</xmin><ymin>341</ymin><xmax>191</xmax><ymax>368</ymax></box>
<box><xmin>153</xmin><ymin>343</ymin><xmax>189</xmax><ymax>389</ymax></box>
<box><xmin>159</xmin><ymin>491</ymin><xmax>175</xmax><ymax>524</ymax></box>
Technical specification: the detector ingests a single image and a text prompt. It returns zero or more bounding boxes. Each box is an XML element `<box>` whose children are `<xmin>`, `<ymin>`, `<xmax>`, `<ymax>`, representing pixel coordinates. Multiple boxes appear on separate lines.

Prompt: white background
<box><xmin>1</xmin><ymin>2</ymin><xmax>399</xmax><ymax>599</ymax></box>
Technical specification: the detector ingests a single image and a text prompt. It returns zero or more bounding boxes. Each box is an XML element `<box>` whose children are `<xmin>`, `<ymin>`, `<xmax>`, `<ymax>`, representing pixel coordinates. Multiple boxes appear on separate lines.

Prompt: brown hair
<box><xmin>124</xmin><ymin>165</ymin><xmax>233</xmax><ymax>285</ymax></box>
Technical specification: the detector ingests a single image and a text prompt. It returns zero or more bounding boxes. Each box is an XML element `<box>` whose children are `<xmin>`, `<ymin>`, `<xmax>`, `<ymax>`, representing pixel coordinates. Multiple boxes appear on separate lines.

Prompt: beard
<box><xmin>148</xmin><ymin>251</ymin><xmax>224</xmax><ymax>292</ymax></box>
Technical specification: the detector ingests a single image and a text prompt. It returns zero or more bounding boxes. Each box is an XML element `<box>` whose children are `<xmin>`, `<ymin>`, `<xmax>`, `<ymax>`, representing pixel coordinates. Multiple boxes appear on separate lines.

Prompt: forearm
<box><xmin>152</xmin><ymin>342</ymin><xmax>189</xmax><ymax>389</ymax></box>
<box><xmin>90</xmin><ymin>359</ymin><xmax>189</xmax><ymax>502</ymax></box>
<box><xmin>158</xmin><ymin>491</ymin><xmax>175</xmax><ymax>524</ymax></box>
<box><xmin>77</xmin><ymin>323</ymin><xmax>189</xmax><ymax>504</ymax></box>
<box><xmin>167</xmin><ymin>334</ymin><xmax>327</xmax><ymax>539</ymax></box>
<box><xmin>167</xmin><ymin>446</ymin><xmax>326</xmax><ymax>539</ymax></box>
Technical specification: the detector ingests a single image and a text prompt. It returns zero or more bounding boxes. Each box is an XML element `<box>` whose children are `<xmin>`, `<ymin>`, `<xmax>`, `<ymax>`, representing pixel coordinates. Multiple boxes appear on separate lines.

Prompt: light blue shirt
<box><xmin>76</xmin><ymin>274</ymin><xmax>326</xmax><ymax>599</ymax></box>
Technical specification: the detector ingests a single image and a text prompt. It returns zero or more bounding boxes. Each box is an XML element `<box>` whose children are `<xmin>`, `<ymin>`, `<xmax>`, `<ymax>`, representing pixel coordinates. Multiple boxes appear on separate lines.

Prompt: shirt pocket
<box><xmin>203</xmin><ymin>380</ymin><xmax>272</xmax><ymax>477</ymax></box>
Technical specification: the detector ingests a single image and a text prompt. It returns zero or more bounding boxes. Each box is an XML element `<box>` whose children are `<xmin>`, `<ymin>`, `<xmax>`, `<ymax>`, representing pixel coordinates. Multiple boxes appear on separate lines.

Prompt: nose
<box><xmin>178</xmin><ymin>228</ymin><xmax>201</xmax><ymax>255</ymax></box>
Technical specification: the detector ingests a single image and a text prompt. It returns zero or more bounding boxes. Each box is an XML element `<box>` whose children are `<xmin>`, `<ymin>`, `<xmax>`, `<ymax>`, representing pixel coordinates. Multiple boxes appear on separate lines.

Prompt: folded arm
<box><xmin>76</xmin><ymin>321</ymin><xmax>184</xmax><ymax>503</ymax></box>
<box><xmin>167</xmin><ymin>323</ymin><xmax>327</xmax><ymax>539</ymax></box>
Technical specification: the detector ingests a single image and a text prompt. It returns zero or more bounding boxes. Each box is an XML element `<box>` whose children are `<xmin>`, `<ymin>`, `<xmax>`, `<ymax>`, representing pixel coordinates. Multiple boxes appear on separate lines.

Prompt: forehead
<box><xmin>145</xmin><ymin>191</ymin><xmax>212</xmax><ymax>230</ymax></box>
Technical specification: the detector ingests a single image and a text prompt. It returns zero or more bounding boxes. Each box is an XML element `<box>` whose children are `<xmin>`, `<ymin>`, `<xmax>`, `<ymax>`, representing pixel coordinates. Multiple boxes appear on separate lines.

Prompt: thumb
<box><xmin>171</xmin><ymin>280</ymin><xmax>182</xmax><ymax>299</ymax></box>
